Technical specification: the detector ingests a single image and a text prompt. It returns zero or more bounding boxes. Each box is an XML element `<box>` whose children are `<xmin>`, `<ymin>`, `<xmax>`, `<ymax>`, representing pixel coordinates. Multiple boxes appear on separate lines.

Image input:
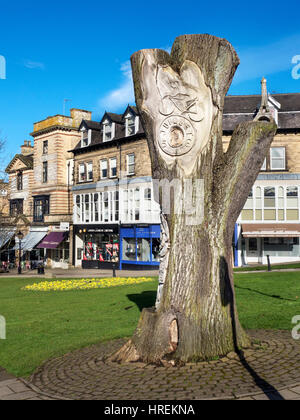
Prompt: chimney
<box><xmin>21</xmin><ymin>140</ymin><xmax>33</xmax><ymax>156</ymax></box>
<box><xmin>70</xmin><ymin>109</ymin><xmax>92</xmax><ymax>127</ymax></box>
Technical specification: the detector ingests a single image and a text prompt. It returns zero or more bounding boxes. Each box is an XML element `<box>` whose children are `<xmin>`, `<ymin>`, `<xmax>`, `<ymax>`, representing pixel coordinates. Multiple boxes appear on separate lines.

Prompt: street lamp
<box><xmin>17</xmin><ymin>230</ymin><xmax>23</xmax><ymax>275</ymax></box>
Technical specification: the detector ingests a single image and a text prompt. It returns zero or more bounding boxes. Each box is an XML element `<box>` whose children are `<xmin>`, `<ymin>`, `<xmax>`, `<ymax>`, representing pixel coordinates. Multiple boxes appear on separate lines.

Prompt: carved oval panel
<box><xmin>159</xmin><ymin>115</ymin><xmax>195</xmax><ymax>156</ymax></box>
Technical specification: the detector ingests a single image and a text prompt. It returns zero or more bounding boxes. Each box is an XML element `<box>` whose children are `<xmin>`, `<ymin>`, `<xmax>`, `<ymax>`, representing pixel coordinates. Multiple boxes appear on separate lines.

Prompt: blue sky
<box><xmin>0</xmin><ymin>0</ymin><xmax>299</xmax><ymax>167</ymax></box>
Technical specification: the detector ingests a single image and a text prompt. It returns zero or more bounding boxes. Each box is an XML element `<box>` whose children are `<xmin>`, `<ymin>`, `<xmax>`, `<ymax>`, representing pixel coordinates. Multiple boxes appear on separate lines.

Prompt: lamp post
<box><xmin>17</xmin><ymin>230</ymin><xmax>24</xmax><ymax>275</ymax></box>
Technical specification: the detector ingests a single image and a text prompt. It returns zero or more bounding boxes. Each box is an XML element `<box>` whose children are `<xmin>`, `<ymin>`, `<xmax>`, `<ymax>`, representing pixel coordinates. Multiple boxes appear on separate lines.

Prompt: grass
<box><xmin>234</xmin><ymin>262</ymin><xmax>300</xmax><ymax>272</ymax></box>
<box><xmin>0</xmin><ymin>272</ymin><xmax>299</xmax><ymax>377</ymax></box>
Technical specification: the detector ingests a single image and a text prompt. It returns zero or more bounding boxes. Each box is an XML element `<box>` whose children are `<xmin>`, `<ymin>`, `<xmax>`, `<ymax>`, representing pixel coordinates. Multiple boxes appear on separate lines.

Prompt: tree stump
<box><xmin>110</xmin><ymin>34</ymin><xmax>277</xmax><ymax>365</ymax></box>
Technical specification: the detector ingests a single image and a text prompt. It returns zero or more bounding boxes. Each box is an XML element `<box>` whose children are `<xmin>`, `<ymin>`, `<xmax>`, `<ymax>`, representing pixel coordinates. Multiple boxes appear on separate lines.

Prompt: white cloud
<box><xmin>24</xmin><ymin>60</ymin><xmax>45</xmax><ymax>70</ymax></box>
<box><xmin>98</xmin><ymin>60</ymin><xmax>135</xmax><ymax>111</ymax></box>
<box><xmin>233</xmin><ymin>34</ymin><xmax>300</xmax><ymax>84</ymax></box>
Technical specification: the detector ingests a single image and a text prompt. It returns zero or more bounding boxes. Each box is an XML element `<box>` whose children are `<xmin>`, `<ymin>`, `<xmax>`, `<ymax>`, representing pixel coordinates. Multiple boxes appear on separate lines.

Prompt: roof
<box><xmin>73</xmin><ymin>106</ymin><xmax>144</xmax><ymax>153</ymax></box>
<box><xmin>6</xmin><ymin>153</ymin><xmax>34</xmax><ymax>173</ymax></box>
<box><xmin>223</xmin><ymin>93</ymin><xmax>300</xmax><ymax>132</ymax></box>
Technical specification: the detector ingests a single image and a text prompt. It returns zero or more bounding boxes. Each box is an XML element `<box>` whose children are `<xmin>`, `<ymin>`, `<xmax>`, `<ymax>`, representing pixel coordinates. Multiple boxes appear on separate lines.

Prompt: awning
<box><xmin>0</xmin><ymin>229</ymin><xmax>15</xmax><ymax>249</ymax></box>
<box><xmin>242</xmin><ymin>223</ymin><xmax>300</xmax><ymax>238</ymax></box>
<box><xmin>14</xmin><ymin>231</ymin><xmax>47</xmax><ymax>251</ymax></box>
<box><xmin>37</xmin><ymin>232</ymin><xmax>66</xmax><ymax>249</ymax></box>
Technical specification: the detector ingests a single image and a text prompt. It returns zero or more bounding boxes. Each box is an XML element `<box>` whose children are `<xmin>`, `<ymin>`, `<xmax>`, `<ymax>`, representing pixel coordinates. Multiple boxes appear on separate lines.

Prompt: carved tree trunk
<box><xmin>111</xmin><ymin>34</ymin><xmax>277</xmax><ymax>364</ymax></box>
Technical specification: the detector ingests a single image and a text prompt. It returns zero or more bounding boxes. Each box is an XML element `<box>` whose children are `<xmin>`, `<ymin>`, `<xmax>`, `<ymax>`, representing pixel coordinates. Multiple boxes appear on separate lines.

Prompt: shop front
<box><xmin>74</xmin><ymin>224</ymin><xmax>119</xmax><ymax>269</ymax></box>
<box><xmin>240</xmin><ymin>223</ymin><xmax>300</xmax><ymax>265</ymax></box>
<box><xmin>120</xmin><ymin>224</ymin><xmax>160</xmax><ymax>270</ymax></box>
<box><xmin>37</xmin><ymin>231</ymin><xmax>70</xmax><ymax>269</ymax></box>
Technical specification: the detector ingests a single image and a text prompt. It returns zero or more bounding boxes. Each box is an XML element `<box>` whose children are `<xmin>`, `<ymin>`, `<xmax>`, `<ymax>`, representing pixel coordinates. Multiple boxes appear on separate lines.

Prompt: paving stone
<box><xmin>25</xmin><ymin>330</ymin><xmax>300</xmax><ymax>400</ymax></box>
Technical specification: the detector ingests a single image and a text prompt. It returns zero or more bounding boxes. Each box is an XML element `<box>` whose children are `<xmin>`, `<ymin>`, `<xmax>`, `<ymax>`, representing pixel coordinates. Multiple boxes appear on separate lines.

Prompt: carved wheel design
<box><xmin>158</xmin><ymin>115</ymin><xmax>195</xmax><ymax>156</ymax></box>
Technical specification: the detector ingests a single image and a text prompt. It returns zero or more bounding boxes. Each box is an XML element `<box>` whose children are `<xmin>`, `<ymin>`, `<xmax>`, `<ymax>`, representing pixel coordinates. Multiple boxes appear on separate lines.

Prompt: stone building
<box><xmin>71</xmin><ymin>105</ymin><xmax>160</xmax><ymax>269</ymax></box>
<box><xmin>222</xmin><ymin>88</ymin><xmax>300</xmax><ymax>266</ymax></box>
<box><xmin>28</xmin><ymin>108</ymin><xmax>92</xmax><ymax>268</ymax></box>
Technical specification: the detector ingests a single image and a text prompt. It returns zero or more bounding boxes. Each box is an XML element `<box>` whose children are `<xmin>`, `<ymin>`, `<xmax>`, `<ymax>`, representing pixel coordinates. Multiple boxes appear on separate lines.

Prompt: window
<box><xmin>125</xmin><ymin>114</ymin><xmax>137</xmax><ymax>136</ymax></box>
<box><xmin>42</xmin><ymin>161</ymin><xmax>48</xmax><ymax>183</ymax></box>
<box><xmin>79</xmin><ymin>163</ymin><xmax>86</xmax><ymax>182</ymax></box>
<box><xmin>270</xmin><ymin>147</ymin><xmax>285</xmax><ymax>170</ymax></box>
<box><xmin>286</xmin><ymin>186</ymin><xmax>299</xmax><ymax>220</ymax></box>
<box><xmin>100</xmin><ymin>160</ymin><xmax>108</xmax><ymax>179</ymax></box>
<box><xmin>264</xmin><ymin>187</ymin><xmax>276</xmax><ymax>220</ymax></box>
<box><xmin>81</xmin><ymin>128</ymin><xmax>91</xmax><ymax>147</ymax></box>
<box><xmin>43</xmin><ymin>140</ymin><xmax>48</xmax><ymax>155</ymax></box>
<box><xmin>110</xmin><ymin>157</ymin><xmax>117</xmax><ymax>178</ymax></box>
<box><xmin>33</xmin><ymin>196</ymin><xmax>49</xmax><ymax>222</ymax></box>
<box><xmin>17</xmin><ymin>172</ymin><xmax>23</xmax><ymax>191</ymax></box>
<box><xmin>127</xmin><ymin>154</ymin><xmax>135</xmax><ymax>175</ymax></box>
<box><xmin>87</xmin><ymin>162</ymin><xmax>93</xmax><ymax>181</ymax></box>
<box><xmin>10</xmin><ymin>199</ymin><xmax>23</xmax><ymax>217</ymax></box>
<box><xmin>103</xmin><ymin>121</ymin><xmax>114</xmax><ymax>142</ymax></box>
<box><xmin>261</xmin><ymin>158</ymin><xmax>266</xmax><ymax>171</ymax></box>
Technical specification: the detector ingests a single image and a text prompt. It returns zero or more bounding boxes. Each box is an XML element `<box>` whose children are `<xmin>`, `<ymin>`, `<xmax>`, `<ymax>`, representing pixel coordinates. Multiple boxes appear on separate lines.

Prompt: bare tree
<box><xmin>111</xmin><ymin>34</ymin><xmax>277</xmax><ymax>365</ymax></box>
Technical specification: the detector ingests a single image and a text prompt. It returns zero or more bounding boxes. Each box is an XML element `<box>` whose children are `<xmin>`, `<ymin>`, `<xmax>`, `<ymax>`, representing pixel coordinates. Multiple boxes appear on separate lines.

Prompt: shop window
<box><xmin>123</xmin><ymin>238</ymin><xmax>136</xmax><ymax>261</ymax></box>
<box><xmin>152</xmin><ymin>238</ymin><xmax>160</xmax><ymax>262</ymax></box>
<box><xmin>270</xmin><ymin>147</ymin><xmax>285</xmax><ymax>170</ymax></box>
<box><xmin>77</xmin><ymin>248</ymin><xmax>83</xmax><ymax>261</ymax></box>
<box><xmin>264</xmin><ymin>237</ymin><xmax>300</xmax><ymax>257</ymax></box>
<box><xmin>83</xmin><ymin>233</ymin><xmax>119</xmax><ymax>262</ymax></box>
<box><xmin>137</xmin><ymin>238</ymin><xmax>151</xmax><ymax>262</ymax></box>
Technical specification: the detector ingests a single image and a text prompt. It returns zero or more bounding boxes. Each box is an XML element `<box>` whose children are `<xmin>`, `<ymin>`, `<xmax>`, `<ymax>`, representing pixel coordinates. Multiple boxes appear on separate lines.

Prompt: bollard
<box><xmin>267</xmin><ymin>255</ymin><xmax>271</xmax><ymax>271</ymax></box>
<box><xmin>113</xmin><ymin>263</ymin><xmax>116</xmax><ymax>277</ymax></box>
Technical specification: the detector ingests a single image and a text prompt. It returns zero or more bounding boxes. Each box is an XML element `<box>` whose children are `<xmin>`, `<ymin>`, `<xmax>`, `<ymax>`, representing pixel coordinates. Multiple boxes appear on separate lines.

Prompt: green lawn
<box><xmin>234</xmin><ymin>262</ymin><xmax>300</xmax><ymax>272</ymax></box>
<box><xmin>0</xmin><ymin>272</ymin><xmax>299</xmax><ymax>377</ymax></box>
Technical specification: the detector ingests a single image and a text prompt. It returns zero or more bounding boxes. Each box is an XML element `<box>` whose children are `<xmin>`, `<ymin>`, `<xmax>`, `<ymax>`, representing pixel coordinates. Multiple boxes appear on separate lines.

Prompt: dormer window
<box><xmin>81</xmin><ymin>127</ymin><xmax>91</xmax><ymax>147</ymax></box>
<box><xmin>103</xmin><ymin>120</ymin><xmax>114</xmax><ymax>142</ymax></box>
<box><xmin>125</xmin><ymin>113</ymin><xmax>138</xmax><ymax>136</ymax></box>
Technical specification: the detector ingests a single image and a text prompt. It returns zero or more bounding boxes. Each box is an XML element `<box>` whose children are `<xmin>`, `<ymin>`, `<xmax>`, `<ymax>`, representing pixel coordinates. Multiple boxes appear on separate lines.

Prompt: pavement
<box><xmin>1</xmin><ymin>330</ymin><xmax>299</xmax><ymax>400</ymax></box>
<box><xmin>0</xmin><ymin>267</ymin><xmax>159</xmax><ymax>279</ymax></box>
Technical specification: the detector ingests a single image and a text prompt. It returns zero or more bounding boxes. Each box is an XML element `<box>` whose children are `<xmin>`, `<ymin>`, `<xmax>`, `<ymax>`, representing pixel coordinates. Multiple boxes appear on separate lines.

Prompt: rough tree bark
<box><xmin>111</xmin><ymin>34</ymin><xmax>277</xmax><ymax>365</ymax></box>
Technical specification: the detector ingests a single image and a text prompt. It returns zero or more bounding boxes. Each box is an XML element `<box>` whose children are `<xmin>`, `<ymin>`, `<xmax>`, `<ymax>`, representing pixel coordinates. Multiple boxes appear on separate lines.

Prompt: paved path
<box><xmin>0</xmin><ymin>367</ymin><xmax>54</xmax><ymax>400</ymax></box>
<box><xmin>25</xmin><ymin>330</ymin><xmax>300</xmax><ymax>400</ymax></box>
<box><xmin>1</xmin><ymin>330</ymin><xmax>300</xmax><ymax>400</ymax></box>
<box><xmin>0</xmin><ymin>268</ymin><xmax>159</xmax><ymax>279</ymax></box>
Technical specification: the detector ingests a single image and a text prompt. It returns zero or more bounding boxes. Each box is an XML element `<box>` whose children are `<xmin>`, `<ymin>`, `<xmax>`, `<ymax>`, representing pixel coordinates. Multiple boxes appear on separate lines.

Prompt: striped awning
<box><xmin>14</xmin><ymin>230</ymin><xmax>47</xmax><ymax>251</ymax></box>
<box><xmin>242</xmin><ymin>223</ymin><xmax>300</xmax><ymax>238</ymax></box>
<box><xmin>0</xmin><ymin>229</ymin><xmax>15</xmax><ymax>249</ymax></box>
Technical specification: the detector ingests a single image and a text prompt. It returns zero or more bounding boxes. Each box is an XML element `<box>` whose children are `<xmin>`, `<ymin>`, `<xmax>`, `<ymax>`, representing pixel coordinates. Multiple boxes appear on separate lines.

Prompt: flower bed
<box><xmin>22</xmin><ymin>277</ymin><xmax>154</xmax><ymax>292</ymax></box>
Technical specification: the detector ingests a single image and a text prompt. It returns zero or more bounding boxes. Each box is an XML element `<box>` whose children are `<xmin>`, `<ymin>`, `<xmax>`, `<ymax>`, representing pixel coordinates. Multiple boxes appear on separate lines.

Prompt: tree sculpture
<box><xmin>111</xmin><ymin>34</ymin><xmax>277</xmax><ymax>365</ymax></box>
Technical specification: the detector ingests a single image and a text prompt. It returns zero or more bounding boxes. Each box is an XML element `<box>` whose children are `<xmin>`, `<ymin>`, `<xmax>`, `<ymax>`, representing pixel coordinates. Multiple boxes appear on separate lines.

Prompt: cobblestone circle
<box><xmin>29</xmin><ymin>330</ymin><xmax>300</xmax><ymax>400</ymax></box>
